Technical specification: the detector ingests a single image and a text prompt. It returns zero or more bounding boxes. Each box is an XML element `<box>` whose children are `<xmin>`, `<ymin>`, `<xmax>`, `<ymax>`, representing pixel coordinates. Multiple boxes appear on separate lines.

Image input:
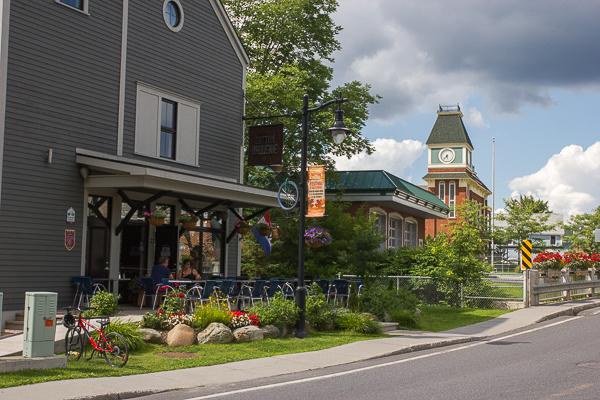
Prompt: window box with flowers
<box><xmin>255</xmin><ymin>223</ymin><xmax>272</xmax><ymax>237</ymax></box>
<box><xmin>145</xmin><ymin>208</ymin><xmax>168</xmax><ymax>226</ymax></box>
<box><xmin>235</xmin><ymin>219</ymin><xmax>251</xmax><ymax>235</ymax></box>
<box><xmin>304</xmin><ymin>226</ymin><xmax>332</xmax><ymax>248</ymax></box>
<box><xmin>179</xmin><ymin>213</ymin><xmax>199</xmax><ymax>230</ymax></box>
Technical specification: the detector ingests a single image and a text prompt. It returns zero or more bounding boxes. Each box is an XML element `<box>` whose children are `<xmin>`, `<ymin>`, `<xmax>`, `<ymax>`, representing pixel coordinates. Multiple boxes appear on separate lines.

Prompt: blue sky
<box><xmin>328</xmin><ymin>0</ymin><xmax>600</xmax><ymax>217</ymax></box>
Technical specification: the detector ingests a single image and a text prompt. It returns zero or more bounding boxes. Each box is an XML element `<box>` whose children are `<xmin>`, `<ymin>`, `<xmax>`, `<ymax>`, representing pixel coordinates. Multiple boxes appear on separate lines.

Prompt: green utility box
<box><xmin>23</xmin><ymin>292</ymin><xmax>57</xmax><ymax>358</ymax></box>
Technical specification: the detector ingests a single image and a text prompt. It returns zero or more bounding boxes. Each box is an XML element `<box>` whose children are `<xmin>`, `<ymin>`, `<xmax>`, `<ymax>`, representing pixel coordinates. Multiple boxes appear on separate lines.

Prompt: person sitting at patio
<box><xmin>151</xmin><ymin>256</ymin><xmax>173</xmax><ymax>288</ymax></box>
<box><xmin>177</xmin><ymin>259</ymin><xmax>200</xmax><ymax>280</ymax></box>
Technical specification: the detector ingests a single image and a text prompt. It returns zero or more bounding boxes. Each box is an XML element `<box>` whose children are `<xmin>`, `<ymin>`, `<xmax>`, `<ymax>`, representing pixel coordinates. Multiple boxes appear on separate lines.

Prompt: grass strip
<box><xmin>410</xmin><ymin>306</ymin><xmax>515</xmax><ymax>332</ymax></box>
<box><xmin>0</xmin><ymin>331</ymin><xmax>385</xmax><ymax>389</ymax></box>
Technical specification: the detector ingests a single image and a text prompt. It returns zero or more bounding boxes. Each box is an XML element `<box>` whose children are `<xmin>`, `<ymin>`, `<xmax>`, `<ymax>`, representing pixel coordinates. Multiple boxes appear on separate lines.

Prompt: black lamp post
<box><xmin>295</xmin><ymin>91</ymin><xmax>350</xmax><ymax>338</ymax></box>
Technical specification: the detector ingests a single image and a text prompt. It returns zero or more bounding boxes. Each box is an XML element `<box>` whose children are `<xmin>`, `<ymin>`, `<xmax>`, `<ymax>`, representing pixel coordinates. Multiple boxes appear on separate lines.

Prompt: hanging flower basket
<box><xmin>236</xmin><ymin>227</ymin><xmax>251</xmax><ymax>235</ymax></box>
<box><xmin>147</xmin><ymin>216</ymin><xmax>165</xmax><ymax>227</ymax></box>
<box><xmin>306</xmin><ymin>240</ymin><xmax>323</xmax><ymax>248</ymax></box>
<box><xmin>256</xmin><ymin>223</ymin><xmax>272</xmax><ymax>237</ymax></box>
<box><xmin>180</xmin><ymin>220</ymin><xmax>198</xmax><ymax>230</ymax></box>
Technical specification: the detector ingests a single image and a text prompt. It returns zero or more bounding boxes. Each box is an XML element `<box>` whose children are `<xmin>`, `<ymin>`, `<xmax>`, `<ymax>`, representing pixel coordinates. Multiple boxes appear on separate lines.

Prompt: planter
<box><xmin>306</xmin><ymin>241</ymin><xmax>322</xmax><ymax>248</ymax></box>
<box><xmin>147</xmin><ymin>217</ymin><xmax>165</xmax><ymax>227</ymax></box>
<box><xmin>180</xmin><ymin>220</ymin><xmax>198</xmax><ymax>230</ymax></box>
<box><xmin>258</xmin><ymin>228</ymin><xmax>272</xmax><ymax>237</ymax></box>
<box><xmin>236</xmin><ymin>227</ymin><xmax>251</xmax><ymax>235</ymax></box>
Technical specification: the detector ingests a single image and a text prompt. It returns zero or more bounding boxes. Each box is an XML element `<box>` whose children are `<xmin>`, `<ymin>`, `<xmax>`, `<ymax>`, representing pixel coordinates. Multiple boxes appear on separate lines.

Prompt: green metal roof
<box><xmin>426</xmin><ymin>113</ymin><xmax>474</xmax><ymax>149</ymax></box>
<box><xmin>327</xmin><ymin>170</ymin><xmax>448</xmax><ymax>210</ymax></box>
<box><xmin>422</xmin><ymin>172</ymin><xmax>491</xmax><ymax>193</ymax></box>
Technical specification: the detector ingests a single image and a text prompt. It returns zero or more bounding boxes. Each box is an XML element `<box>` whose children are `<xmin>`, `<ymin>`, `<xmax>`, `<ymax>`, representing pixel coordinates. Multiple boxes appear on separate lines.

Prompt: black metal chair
<box><xmin>240</xmin><ymin>280</ymin><xmax>266</xmax><ymax>308</ymax></box>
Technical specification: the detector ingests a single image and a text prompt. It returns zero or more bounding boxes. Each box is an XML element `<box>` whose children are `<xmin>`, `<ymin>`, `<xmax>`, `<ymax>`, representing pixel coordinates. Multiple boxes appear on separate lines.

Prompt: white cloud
<box><xmin>463</xmin><ymin>107</ymin><xmax>490</xmax><ymax>129</ymax></box>
<box><xmin>508</xmin><ymin>142</ymin><xmax>600</xmax><ymax>216</ymax></box>
<box><xmin>332</xmin><ymin>138</ymin><xmax>426</xmax><ymax>180</ymax></box>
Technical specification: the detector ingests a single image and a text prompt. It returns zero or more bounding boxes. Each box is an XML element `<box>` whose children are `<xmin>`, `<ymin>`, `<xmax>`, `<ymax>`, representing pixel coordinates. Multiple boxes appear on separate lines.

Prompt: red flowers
<box><xmin>178</xmin><ymin>293</ymin><xmax>185</xmax><ymax>298</ymax></box>
<box><xmin>170</xmin><ymin>293</ymin><xmax>175</xmax><ymax>297</ymax></box>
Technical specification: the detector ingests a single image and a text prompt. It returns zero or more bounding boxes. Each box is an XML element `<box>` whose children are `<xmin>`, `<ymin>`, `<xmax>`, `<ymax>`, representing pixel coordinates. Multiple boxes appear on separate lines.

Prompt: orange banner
<box><xmin>307</xmin><ymin>165</ymin><xmax>325</xmax><ymax>217</ymax></box>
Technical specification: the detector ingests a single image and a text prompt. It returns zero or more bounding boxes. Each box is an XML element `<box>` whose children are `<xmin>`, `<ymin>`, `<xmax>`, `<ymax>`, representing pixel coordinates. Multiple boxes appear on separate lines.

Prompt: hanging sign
<box><xmin>247</xmin><ymin>124</ymin><xmax>284</xmax><ymax>166</ymax></box>
<box><xmin>306</xmin><ymin>165</ymin><xmax>325</xmax><ymax>218</ymax></box>
<box><xmin>66</xmin><ymin>207</ymin><xmax>75</xmax><ymax>224</ymax></box>
<box><xmin>65</xmin><ymin>229</ymin><xmax>75</xmax><ymax>251</ymax></box>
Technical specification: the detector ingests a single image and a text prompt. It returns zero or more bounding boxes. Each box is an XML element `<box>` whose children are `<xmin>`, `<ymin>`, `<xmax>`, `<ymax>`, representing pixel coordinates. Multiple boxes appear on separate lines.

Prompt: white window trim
<box><xmin>55</xmin><ymin>0</ymin><xmax>89</xmax><ymax>15</ymax></box>
<box><xmin>163</xmin><ymin>0</ymin><xmax>184</xmax><ymax>32</ymax></box>
<box><xmin>405</xmin><ymin>217</ymin><xmax>418</xmax><ymax>248</ymax></box>
<box><xmin>449</xmin><ymin>181</ymin><xmax>456</xmax><ymax>218</ymax></box>
<box><xmin>134</xmin><ymin>82</ymin><xmax>201</xmax><ymax>166</ymax></box>
<box><xmin>439</xmin><ymin>181</ymin><xmax>445</xmax><ymax>204</ymax></box>
<box><xmin>388</xmin><ymin>213</ymin><xmax>404</xmax><ymax>248</ymax></box>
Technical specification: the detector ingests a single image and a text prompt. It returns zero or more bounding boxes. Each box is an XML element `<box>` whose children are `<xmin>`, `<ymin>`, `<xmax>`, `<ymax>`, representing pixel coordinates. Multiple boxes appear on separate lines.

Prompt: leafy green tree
<box><xmin>562</xmin><ymin>206</ymin><xmax>600</xmax><ymax>254</ymax></box>
<box><xmin>222</xmin><ymin>0</ymin><xmax>380</xmax><ymax>186</ymax></box>
<box><xmin>495</xmin><ymin>196</ymin><xmax>556</xmax><ymax>253</ymax></box>
<box><xmin>519</xmin><ymin>195</ymin><xmax>551</xmax><ymax>213</ymax></box>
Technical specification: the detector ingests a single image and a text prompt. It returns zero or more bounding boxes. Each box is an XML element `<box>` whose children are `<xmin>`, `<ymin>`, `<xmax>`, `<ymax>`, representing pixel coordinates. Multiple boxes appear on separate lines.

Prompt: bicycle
<box><xmin>62</xmin><ymin>306</ymin><xmax>129</xmax><ymax>368</ymax></box>
<box><xmin>278</xmin><ymin>178</ymin><xmax>299</xmax><ymax>210</ymax></box>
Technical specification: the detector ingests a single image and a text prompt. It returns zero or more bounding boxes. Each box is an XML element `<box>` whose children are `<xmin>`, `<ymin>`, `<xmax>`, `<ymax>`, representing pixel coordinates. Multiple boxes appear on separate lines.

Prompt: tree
<box><xmin>518</xmin><ymin>195</ymin><xmax>551</xmax><ymax>213</ymax></box>
<box><xmin>222</xmin><ymin>0</ymin><xmax>380</xmax><ymax>186</ymax></box>
<box><xmin>562</xmin><ymin>206</ymin><xmax>600</xmax><ymax>254</ymax></box>
<box><xmin>494</xmin><ymin>197</ymin><xmax>556</xmax><ymax>253</ymax></box>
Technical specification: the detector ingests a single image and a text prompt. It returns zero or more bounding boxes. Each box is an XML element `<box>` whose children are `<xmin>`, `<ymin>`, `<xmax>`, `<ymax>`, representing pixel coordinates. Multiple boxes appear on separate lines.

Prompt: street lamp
<box><xmin>296</xmin><ymin>91</ymin><xmax>350</xmax><ymax>338</ymax></box>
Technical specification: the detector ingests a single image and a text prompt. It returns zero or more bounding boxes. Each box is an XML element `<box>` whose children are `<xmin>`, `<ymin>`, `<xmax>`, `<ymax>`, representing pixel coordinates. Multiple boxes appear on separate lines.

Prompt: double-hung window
<box><xmin>389</xmin><ymin>217</ymin><xmax>402</xmax><ymax>248</ymax></box>
<box><xmin>449</xmin><ymin>181</ymin><xmax>456</xmax><ymax>218</ymax></box>
<box><xmin>405</xmin><ymin>221</ymin><xmax>417</xmax><ymax>247</ymax></box>
<box><xmin>56</xmin><ymin>0</ymin><xmax>88</xmax><ymax>13</ymax></box>
<box><xmin>135</xmin><ymin>83</ymin><xmax>200</xmax><ymax>165</ymax></box>
<box><xmin>160</xmin><ymin>100</ymin><xmax>177</xmax><ymax>159</ymax></box>
<box><xmin>373</xmin><ymin>212</ymin><xmax>387</xmax><ymax>250</ymax></box>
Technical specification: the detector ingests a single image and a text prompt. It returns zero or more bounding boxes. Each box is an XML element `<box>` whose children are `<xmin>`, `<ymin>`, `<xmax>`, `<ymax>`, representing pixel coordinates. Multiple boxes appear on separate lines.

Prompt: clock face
<box><xmin>439</xmin><ymin>148</ymin><xmax>455</xmax><ymax>163</ymax></box>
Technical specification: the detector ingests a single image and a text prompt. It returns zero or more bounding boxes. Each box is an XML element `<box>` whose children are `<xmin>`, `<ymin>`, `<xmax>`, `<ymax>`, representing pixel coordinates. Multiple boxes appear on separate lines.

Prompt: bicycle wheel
<box><xmin>102</xmin><ymin>332</ymin><xmax>129</xmax><ymax>368</ymax></box>
<box><xmin>65</xmin><ymin>328</ymin><xmax>83</xmax><ymax>361</ymax></box>
<box><xmin>278</xmin><ymin>181</ymin><xmax>299</xmax><ymax>210</ymax></box>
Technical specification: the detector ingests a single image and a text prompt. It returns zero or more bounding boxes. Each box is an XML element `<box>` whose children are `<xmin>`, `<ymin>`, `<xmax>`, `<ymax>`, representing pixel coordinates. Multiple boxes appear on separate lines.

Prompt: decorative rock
<box><xmin>197</xmin><ymin>323</ymin><xmax>233</xmax><ymax>344</ymax></box>
<box><xmin>166</xmin><ymin>324</ymin><xmax>196</xmax><ymax>347</ymax></box>
<box><xmin>279</xmin><ymin>325</ymin><xmax>290</xmax><ymax>337</ymax></box>
<box><xmin>414</xmin><ymin>308</ymin><xmax>421</xmax><ymax>317</ymax></box>
<box><xmin>140</xmin><ymin>328</ymin><xmax>164</xmax><ymax>344</ymax></box>
<box><xmin>260</xmin><ymin>325</ymin><xmax>280</xmax><ymax>339</ymax></box>
<box><xmin>233</xmin><ymin>325</ymin><xmax>264</xmax><ymax>343</ymax></box>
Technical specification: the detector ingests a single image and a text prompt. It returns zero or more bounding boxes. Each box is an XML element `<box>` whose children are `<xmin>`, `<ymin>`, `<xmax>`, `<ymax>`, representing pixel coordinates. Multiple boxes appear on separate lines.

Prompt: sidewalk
<box><xmin>2</xmin><ymin>298</ymin><xmax>600</xmax><ymax>400</ymax></box>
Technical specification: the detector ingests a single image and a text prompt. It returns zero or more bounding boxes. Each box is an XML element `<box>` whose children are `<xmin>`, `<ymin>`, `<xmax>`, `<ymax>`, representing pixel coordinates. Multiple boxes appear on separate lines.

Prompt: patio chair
<box><xmin>263</xmin><ymin>278</ymin><xmax>281</xmax><ymax>304</ymax></box>
<box><xmin>312</xmin><ymin>279</ymin><xmax>330</xmax><ymax>298</ymax></box>
<box><xmin>281</xmin><ymin>281</ymin><xmax>296</xmax><ymax>301</ymax></box>
<box><xmin>350</xmin><ymin>279</ymin><xmax>364</xmax><ymax>295</ymax></box>
<box><xmin>330</xmin><ymin>279</ymin><xmax>349</xmax><ymax>306</ymax></box>
<box><xmin>187</xmin><ymin>280</ymin><xmax>218</xmax><ymax>312</ymax></box>
<box><xmin>214</xmin><ymin>279</ymin><xmax>234</xmax><ymax>310</ymax></box>
<box><xmin>72</xmin><ymin>276</ymin><xmax>95</xmax><ymax>308</ymax></box>
<box><xmin>140</xmin><ymin>277</ymin><xmax>156</xmax><ymax>310</ymax></box>
<box><xmin>239</xmin><ymin>279</ymin><xmax>266</xmax><ymax>308</ymax></box>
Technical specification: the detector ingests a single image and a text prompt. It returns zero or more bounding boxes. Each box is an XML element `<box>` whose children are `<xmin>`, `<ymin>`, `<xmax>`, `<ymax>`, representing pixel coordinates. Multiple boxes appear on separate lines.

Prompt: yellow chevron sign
<box><xmin>521</xmin><ymin>239</ymin><xmax>532</xmax><ymax>270</ymax></box>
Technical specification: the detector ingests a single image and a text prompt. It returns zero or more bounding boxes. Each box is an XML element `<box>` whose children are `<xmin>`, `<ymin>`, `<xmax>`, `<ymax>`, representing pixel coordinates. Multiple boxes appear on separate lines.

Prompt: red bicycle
<box><xmin>63</xmin><ymin>306</ymin><xmax>129</xmax><ymax>368</ymax></box>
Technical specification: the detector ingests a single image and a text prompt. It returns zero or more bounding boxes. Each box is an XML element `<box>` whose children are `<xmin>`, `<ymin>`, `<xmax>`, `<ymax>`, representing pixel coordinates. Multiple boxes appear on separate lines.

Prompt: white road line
<box><xmin>186</xmin><ymin>316</ymin><xmax>581</xmax><ymax>400</ymax></box>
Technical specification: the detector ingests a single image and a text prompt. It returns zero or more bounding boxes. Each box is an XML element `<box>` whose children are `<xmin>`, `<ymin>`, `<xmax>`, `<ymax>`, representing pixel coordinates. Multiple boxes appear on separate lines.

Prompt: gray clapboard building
<box><xmin>0</xmin><ymin>0</ymin><xmax>277</xmax><ymax>316</ymax></box>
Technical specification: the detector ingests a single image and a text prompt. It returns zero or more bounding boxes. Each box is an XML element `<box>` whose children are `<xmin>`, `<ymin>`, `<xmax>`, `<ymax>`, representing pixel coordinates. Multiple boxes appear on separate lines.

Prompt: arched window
<box><xmin>405</xmin><ymin>219</ymin><xmax>417</xmax><ymax>247</ymax></box>
<box><xmin>449</xmin><ymin>181</ymin><xmax>456</xmax><ymax>218</ymax></box>
<box><xmin>439</xmin><ymin>181</ymin><xmax>445</xmax><ymax>203</ymax></box>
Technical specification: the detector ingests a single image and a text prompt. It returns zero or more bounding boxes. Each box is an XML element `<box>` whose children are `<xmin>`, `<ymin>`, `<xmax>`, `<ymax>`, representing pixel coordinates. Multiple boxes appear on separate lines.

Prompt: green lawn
<box><xmin>0</xmin><ymin>331</ymin><xmax>385</xmax><ymax>389</ymax></box>
<box><xmin>407</xmin><ymin>306</ymin><xmax>515</xmax><ymax>332</ymax></box>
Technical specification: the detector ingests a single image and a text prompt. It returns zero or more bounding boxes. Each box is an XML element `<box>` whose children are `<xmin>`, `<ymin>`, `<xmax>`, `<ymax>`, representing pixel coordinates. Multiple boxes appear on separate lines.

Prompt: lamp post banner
<box><xmin>247</xmin><ymin>124</ymin><xmax>284</xmax><ymax>166</ymax></box>
<box><xmin>306</xmin><ymin>165</ymin><xmax>325</xmax><ymax>218</ymax></box>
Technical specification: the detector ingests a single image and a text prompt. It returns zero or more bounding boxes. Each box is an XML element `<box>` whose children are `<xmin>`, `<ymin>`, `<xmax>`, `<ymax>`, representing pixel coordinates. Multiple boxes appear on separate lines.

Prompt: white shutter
<box><xmin>135</xmin><ymin>88</ymin><xmax>160</xmax><ymax>157</ymax></box>
<box><xmin>176</xmin><ymin>102</ymin><xmax>200</xmax><ymax>165</ymax></box>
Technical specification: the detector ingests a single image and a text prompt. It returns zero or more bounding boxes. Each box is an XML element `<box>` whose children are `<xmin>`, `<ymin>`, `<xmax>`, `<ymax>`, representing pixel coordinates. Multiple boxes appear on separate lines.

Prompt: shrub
<box><xmin>85</xmin><ymin>290</ymin><xmax>120</xmax><ymax>317</ymax></box>
<box><xmin>306</xmin><ymin>283</ymin><xmax>334</xmax><ymax>330</ymax></box>
<box><xmin>358</xmin><ymin>284</ymin><xmax>418</xmax><ymax>321</ymax></box>
<box><xmin>141</xmin><ymin>312</ymin><xmax>164</xmax><ymax>330</ymax></box>
<box><xmin>390</xmin><ymin>309</ymin><xmax>419</xmax><ymax>329</ymax></box>
<box><xmin>334</xmin><ymin>312</ymin><xmax>382</xmax><ymax>334</ymax></box>
<box><xmin>248</xmin><ymin>292</ymin><xmax>299</xmax><ymax>330</ymax></box>
<box><xmin>103</xmin><ymin>318</ymin><xmax>145</xmax><ymax>351</ymax></box>
<box><xmin>161</xmin><ymin>284</ymin><xmax>187</xmax><ymax>315</ymax></box>
<box><xmin>347</xmin><ymin>282</ymin><xmax>358</xmax><ymax>312</ymax></box>
<box><xmin>193</xmin><ymin>302</ymin><xmax>231</xmax><ymax>331</ymax></box>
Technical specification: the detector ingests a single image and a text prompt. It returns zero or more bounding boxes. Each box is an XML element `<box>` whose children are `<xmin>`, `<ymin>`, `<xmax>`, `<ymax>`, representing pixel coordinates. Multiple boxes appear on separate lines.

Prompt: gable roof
<box><xmin>209</xmin><ymin>0</ymin><xmax>250</xmax><ymax>68</ymax></box>
<box><xmin>327</xmin><ymin>170</ymin><xmax>449</xmax><ymax>212</ymax></box>
<box><xmin>426</xmin><ymin>113</ymin><xmax>474</xmax><ymax>149</ymax></box>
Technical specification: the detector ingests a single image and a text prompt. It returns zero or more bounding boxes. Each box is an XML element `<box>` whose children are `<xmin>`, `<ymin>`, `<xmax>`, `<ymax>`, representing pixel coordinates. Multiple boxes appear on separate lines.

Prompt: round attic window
<box><xmin>163</xmin><ymin>0</ymin><xmax>184</xmax><ymax>32</ymax></box>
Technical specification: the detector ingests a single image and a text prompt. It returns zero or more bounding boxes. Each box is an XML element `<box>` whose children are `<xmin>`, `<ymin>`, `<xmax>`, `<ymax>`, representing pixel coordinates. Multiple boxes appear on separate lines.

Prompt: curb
<box><xmin>533</xmin><ymin>302</ymin><xmax>600</xmax><ymax>323</ymax></box>
<box><xmin>71</xmin><ymin>390</ymin><xmax>167</xmax><ymax>400</ymax></box>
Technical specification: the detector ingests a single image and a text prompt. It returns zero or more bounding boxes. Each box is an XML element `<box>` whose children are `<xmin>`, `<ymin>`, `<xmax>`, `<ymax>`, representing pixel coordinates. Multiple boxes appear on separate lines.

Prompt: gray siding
<box><xmin>122</xmin><ymin>1</ymin><xmax>244</xmax><ymax>181</ymax></box>
<box><xmin>0</xmin><ymin>0</ymin><xmax>122</xmax><ymax>310</ymax></box>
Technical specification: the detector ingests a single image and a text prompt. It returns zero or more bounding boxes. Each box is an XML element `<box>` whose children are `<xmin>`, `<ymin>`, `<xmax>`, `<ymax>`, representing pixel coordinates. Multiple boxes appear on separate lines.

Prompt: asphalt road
<box><xmin>139</xmin><ymin>314</ymin><xmax>600</xmax><ymax>400</ymax></box>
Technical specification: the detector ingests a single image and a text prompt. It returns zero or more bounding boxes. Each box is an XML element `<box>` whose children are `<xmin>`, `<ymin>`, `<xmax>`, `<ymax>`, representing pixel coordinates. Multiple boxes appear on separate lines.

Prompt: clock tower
<box><xmin>422</xmin><ymin>105</ymin><xmax>491</xmax><ymax>237</ymax></box>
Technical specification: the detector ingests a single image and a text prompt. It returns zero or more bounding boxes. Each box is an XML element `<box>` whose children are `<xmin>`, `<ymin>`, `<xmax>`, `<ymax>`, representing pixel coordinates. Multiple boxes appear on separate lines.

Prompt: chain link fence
<box><xmin>343</xmin><ymin>274</ymin><xmax>524</xmax><ymax>309</ymax></box>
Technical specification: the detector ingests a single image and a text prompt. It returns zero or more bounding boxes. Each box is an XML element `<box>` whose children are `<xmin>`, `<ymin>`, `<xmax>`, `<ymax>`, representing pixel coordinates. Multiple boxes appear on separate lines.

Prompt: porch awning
<box><xmin>76</xmin><ymin>148</ymin><xmax>279</xmax><ymax>209</ymax></box>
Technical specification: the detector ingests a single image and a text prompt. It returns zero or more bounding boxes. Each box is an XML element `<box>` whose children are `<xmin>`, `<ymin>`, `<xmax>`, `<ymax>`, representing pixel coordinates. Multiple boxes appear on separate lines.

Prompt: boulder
<box><xmin>260</xmin><ymin>325</ymin><xmax>280</xmax><ymax>339</ymax></box>
<box><xmin>166</xmin><ymin>324</ymin><xmax>196</xmax><ymax>347</ymax></box>
<box><xmin>414</xmin><ymin>308</ymin><xmax>421</xmax><ymax>317</ymax></box>
<box><xmin>140</xmin><ymin>328</ymin><xmax>164</xmax><ymax>344</ymax></box>
<box><xmin>197</xmin><ymin>323</ymin><xmax>233</xmax><ymax>344</ymax></box>
<box><xmin>233</xmin><ymin>325</ymin><xmax>264</xmax><ymax>343</ymax></box>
